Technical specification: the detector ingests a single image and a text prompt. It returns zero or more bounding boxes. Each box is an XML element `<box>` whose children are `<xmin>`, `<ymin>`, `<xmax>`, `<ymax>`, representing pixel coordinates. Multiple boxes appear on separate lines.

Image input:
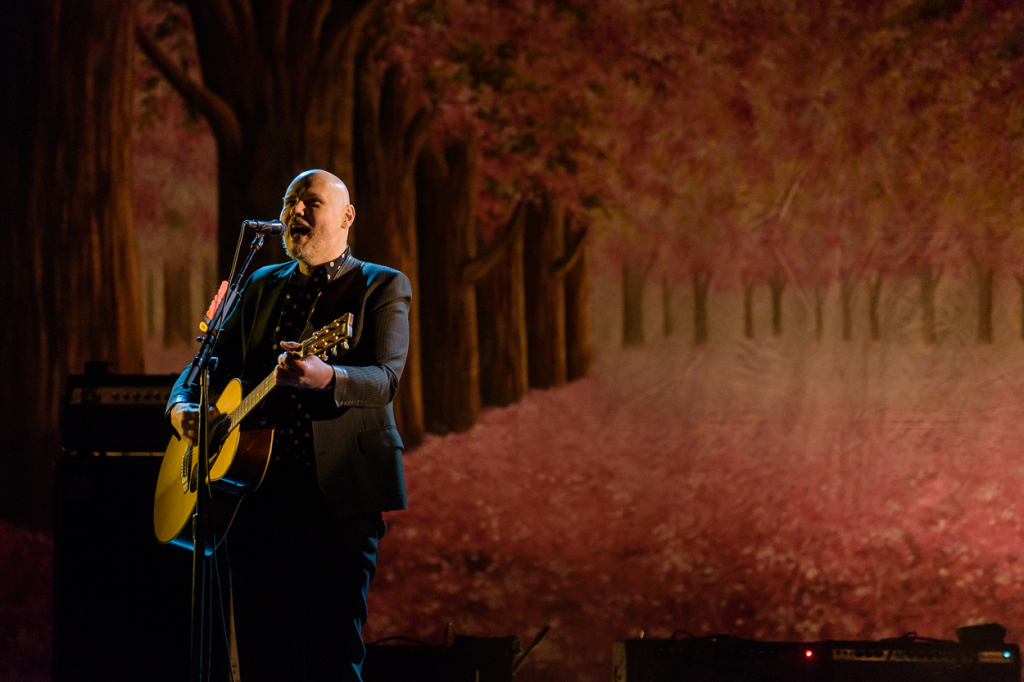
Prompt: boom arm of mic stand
<box><xmin>183</xmin><ymin>234</ymin><xmax>266</xmax><ymax>390</ymax></box>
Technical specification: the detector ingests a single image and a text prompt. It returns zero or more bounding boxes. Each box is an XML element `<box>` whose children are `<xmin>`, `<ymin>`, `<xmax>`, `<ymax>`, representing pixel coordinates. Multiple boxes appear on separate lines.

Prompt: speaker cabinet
<box><xmin>53</xmin><ymin>455</ymin><xmax>193</xmax><ymax>682</ymax></box>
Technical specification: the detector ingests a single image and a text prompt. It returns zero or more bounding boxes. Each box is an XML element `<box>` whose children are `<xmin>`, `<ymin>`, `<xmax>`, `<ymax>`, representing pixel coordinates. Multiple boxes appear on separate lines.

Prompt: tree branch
<box><xmin>405</xmin><ymin>106</ymin><xmax>437</xmax><ymax>161</ymax></box>
<box><xmin>355</xmin><ymin>60</ymin><xmax>381</xmax><ymax>161</ymax></box>
<box><xmin>777</xmin><ymin>164</ymin><xmax>806</xmax><ymax>221</ymax></box>
<box><xmin>326</xmin><ymin>0</ymin><xmax>377</xmax><ymax>68</ymax></box>
<box><xmin>551</xmin><ymin>224</ymin><xmax>588</xmax><ymax>279</ymax></box>
<box><xmin>462</xmin><ymin>199</ymin><xmax>525</xmax><ymax>285</ymax></box>
<box><xmin>135</xmin><ymin>25</ymin><xmax>243</xmax><ymax>157</ymax></box>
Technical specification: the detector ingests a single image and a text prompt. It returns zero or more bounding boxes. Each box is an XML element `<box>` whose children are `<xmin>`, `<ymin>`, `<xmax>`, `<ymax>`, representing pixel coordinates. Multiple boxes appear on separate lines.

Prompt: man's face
<box><xmin>280</xmin><ymin>171</ymin><xmax>352</xmax><ymax>266</ymax></box>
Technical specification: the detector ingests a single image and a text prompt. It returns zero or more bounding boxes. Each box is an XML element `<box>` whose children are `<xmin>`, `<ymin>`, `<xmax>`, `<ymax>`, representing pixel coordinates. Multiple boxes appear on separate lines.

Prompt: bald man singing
<box><xmin>167</xmin><ymin>170</ymin><xmax>411</xmax><ymax>681</ymax></box>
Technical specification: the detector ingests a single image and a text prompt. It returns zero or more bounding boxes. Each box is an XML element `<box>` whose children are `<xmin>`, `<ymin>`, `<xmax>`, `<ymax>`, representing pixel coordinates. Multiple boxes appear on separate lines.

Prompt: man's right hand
<box><xmin>170</xmin><ymin>403</ymin><xmax>218</xmax><ymax>446</ymax></box>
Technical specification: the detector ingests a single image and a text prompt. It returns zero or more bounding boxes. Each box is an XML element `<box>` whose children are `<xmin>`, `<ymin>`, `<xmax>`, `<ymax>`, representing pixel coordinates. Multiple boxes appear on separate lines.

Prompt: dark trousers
<box><xmin>224</xmin><ymin>460</ymin><xmax>386</xmax><ymax>681</ymax></box>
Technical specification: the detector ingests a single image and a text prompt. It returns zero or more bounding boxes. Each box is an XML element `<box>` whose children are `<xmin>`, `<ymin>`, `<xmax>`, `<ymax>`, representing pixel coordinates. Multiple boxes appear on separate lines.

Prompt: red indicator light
<box><xmin>805</xmin><ymin>650</ymin><xmax>813</xmax><ymax>658</ymax></box>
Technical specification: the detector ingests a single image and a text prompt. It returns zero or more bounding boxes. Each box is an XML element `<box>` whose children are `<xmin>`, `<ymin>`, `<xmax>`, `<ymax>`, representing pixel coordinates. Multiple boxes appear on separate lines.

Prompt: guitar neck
<box><xmin>227</xmin><ymin>371</ymin><xmax>278</xmax><ymax>430</ymax></box>
<box><xmin>218</xmin><ymin>312</ymin><xmax>352</xmax><ymax>430</ymax></box>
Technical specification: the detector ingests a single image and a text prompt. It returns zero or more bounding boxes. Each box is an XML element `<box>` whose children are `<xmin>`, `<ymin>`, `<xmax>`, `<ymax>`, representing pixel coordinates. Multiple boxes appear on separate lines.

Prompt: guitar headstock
<box><xmin>301</xmin><ymin>313</ymin><xmax>354</xmax><ymax>360</ymax></box>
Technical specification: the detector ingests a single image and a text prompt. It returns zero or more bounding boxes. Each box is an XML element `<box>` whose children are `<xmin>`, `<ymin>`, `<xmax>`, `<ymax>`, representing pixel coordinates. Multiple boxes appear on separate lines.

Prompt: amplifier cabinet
<box><xmin>613</xmin><ymin>638</ymin><xmax>1021</xmax><ymax>682</ymax></box>
<box><xmin>63</xmin><ymin>371</ymin><xmax>177</xmax><ymax>453</ymax></box>
<box><xmin>53</xmin><ymin>456</ymin><xmax>193</xmax><ymax>682</ymax></box>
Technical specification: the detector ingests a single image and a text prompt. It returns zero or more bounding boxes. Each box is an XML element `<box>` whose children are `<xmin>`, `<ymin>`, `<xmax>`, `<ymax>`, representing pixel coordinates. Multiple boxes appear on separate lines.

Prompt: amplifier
<box><xmin>614</xmin><ymin>638</ymin><xmax>825</xmax><ymax>682</ymax></box>
<box><xmin>829</xmin><ymin>639</ymin><xmax>1019</xmax><ymax>682</ymax></box>
<box><xmin>613</xmin><ymin>636</ymin><xmax>1020</xmax><ymax>682</ymax></box>
<box><xmin>63</xmin><ymin>363</ymin><xmax>177</xmax><ymax>453</ymax></box>
<box><xmin>54</xmin><ymin>456</ymin><xmax>193</xmax><ymax>682</ymax></box>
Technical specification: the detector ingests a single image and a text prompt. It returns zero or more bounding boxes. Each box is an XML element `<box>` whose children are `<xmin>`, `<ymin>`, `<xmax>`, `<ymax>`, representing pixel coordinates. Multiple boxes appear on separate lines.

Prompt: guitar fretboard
<box><xmin>225</xmin><ymin>342</ymin><xmax>314</xmax><ymax>430</ymax></box>
<box><xmin>218</xmin><ymin>313</ymin><xmax>350</xmax><ymax>431</ymax></box>
<box><xmin>227</xmin><ymin>372</ymin><xmax>277</xmax><ymax>430</ymax></box>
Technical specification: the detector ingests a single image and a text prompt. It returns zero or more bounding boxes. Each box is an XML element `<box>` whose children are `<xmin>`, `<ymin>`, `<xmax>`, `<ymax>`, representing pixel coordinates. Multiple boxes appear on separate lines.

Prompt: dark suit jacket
<box><xmin>167</xmin><ymin>253</ymin><xmax>411</xmax><ymax>517</ymax></box>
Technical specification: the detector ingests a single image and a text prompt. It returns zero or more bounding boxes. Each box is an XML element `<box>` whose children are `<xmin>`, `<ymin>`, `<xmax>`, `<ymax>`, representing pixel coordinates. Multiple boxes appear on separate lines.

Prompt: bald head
<box><xmin>291</xmin><ymin>169</ymin><xmax>350</xmax><ymax>205</ymax></box>
<box><xmin>280</xmin><ymin>169</ymin><xmax>356</xmax><ymax>273</ymax></box>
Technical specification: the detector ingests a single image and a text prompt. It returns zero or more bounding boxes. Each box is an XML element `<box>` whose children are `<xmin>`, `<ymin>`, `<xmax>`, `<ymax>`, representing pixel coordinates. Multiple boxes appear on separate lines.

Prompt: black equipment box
<box><xmin>613</xmin><ymin>636</ymin><xmax>1021</xmax><ymax>682</ymax></box>
<box><xmin>53</xmin><ymin>456</ymin><xmax>193</xmax><ymax>682</ymax></box>
<box><xmin>364</xmin><ymin>635</ymin><xmax>521</xmax><ymax>682</ymax></box>
<box><xmin>63</xmin><ymin>365</ymin><xmax>177</xmax><ymax>453</ymax></box>
<box><xmin>56</xmin><ymin>367</ymin><xmax>190</xmax><ymax>681</ymax></box>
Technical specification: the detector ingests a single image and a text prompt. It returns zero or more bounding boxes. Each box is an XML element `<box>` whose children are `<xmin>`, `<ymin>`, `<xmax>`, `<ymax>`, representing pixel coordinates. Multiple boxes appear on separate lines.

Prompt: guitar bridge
<box><xmin>180</xmin><ymin>446</ymin><xmax>192</xmax><ymax>493</ymax></box>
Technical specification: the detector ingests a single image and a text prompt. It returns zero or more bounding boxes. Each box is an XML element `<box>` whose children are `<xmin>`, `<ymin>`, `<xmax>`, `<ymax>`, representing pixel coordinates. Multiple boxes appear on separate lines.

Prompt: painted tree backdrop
<box><xmin>5</xmin><ymin>0</ymin><xmax>1024</xmax><ymax>681</ymax></box>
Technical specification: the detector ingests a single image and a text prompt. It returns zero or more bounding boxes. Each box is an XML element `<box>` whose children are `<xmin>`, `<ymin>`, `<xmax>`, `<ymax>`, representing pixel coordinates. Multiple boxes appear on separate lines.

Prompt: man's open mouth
<box><xmin>289</xmin><ymin>223</ymin><xmax>311</xmax><ymax>237</ymax></box>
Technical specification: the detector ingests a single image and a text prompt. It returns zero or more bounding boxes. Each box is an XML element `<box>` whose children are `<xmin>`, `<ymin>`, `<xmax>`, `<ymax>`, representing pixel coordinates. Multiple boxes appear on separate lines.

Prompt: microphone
<box><xmin>242</xmin><ymin>219</ymin><xmax>285</xmax><ymax>236</ymax></box>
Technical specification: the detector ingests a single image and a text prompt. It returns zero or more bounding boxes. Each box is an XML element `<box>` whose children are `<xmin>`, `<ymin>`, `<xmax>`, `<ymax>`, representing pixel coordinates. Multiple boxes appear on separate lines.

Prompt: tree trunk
<box><xmin>163</xmin><ymin>262</ymin><xmax>193</xmax><ymax>346</ymax></box>
<box><xmin>353</xmin><ymin>63</ymin><xmax>434</xmax><ymax>447</ymax></box>
<box><xmin>622</xmin><ymin>258</ymin><xmax>651</xmax><ymax>347</ymax></box>
<box><xmin>524</xmin><ymin>192</ymin><xmax>567</xmax><ymax>386</ymax></box>
<box><xmin>693</xmin><ymin>271</ymin><xmax>710</xmax><ymax>345</ymax></box>
<box><xmin>661</xmin><ymin>275</ymin><xmax>673</xmax><ymax>338</ymax></box>
<box><xmin>978</xmin><ymin>267</ymin><xmax>994</xmax><ymax>344</ymax></box>
<box><xmin>868</xmin><ymin>275</ymin><xmax>883</xmax><ymax>342</ymax></box>
<box><xmin>565</xmin><ymin>224</ymin><xmax>592</xmax><ymax>381</ymax></box>
<box><xmin>841</xmin><ymin>278</ymin><xmax>854</xmax><ymax>341</ymax></box>
<box><xmin>138</xmin><ymin>2</ymin><xmax>375</xmax><ymax>278</ymax></box>
<box><xmin>416</xmin><ymin>137</ymin><xmax>479</xmax><ymax>434</ymax></box>
<box><xmin>1</xmin><ymin>0</ymin><xmax>143</xmax><ymax>526</ymax></box>
<box><xmin>477</xmin><ymin>211</ymin><xmax>528</xmax><ymax>406</ymax></box>
<box><xmin>919</xmin><ymin>265</ymin><xmax>942</xmax><ymax>344</ymax></box>
<box><xmin>814</xmin><ymin>285</ymin><xmax>825</xmax><ymax>341</ymax></box>
<box><xmin>769</xmin><ymin>276</ymin><xmax>785</xmax><ymax>336</ymax></box>
<box><xmin>742</xmin><ymin>280</ymin><xmax>755</xmax><ymax>339</ymax></box>
<box><xmin>1017</xmin><ymin>275</ymin><xmax>1024</xmax><ymax>341</ymax></box>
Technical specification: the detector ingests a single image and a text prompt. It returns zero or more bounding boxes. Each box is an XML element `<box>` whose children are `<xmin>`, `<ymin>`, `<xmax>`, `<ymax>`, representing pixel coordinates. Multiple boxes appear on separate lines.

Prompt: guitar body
<box><xmin>153</xmin><ymin>313</ymin><xmax>352</xmax><ymax>552</ymax></box>
<box><xmin>154</xmin><ymin>379</ymin><xmax>273</xmax><ymax>552</ymax></box>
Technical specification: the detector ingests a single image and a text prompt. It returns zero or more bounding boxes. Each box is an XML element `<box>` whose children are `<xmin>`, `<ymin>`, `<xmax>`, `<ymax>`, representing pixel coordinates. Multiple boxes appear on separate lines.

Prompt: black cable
<box><xmin>206</xmin><ymin>558</ymin><xmax>214</xmax><ymax>682</ymax></box>
<box><xmin>367</xmin><ymin>636</ymin><xmax>436</xmax><ymax>647</ymax></box>
<box><xmin>671</xmin><ymin>630</ymin><xmax>698</xmax><ymax>640</ymax></box>
<box><xmin>225</xmin><ymin>228</ymin><xmax>246</xmax><ymax>293</ymax></box>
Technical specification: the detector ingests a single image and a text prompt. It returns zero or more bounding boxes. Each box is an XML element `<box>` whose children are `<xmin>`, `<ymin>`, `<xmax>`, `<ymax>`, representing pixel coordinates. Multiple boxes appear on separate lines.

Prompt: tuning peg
<box><xmin>331</xmin><ymin>346</ymin><xmax>339</xmax><ymax>356</ymax></box>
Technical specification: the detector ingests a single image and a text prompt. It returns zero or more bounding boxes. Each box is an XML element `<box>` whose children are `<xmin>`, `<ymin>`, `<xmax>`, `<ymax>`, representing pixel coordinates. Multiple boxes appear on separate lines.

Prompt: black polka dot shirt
<box><xmin>270</xmin><ymin>252</ymin><xmax>348</xmax><ymax>466</ymax></box>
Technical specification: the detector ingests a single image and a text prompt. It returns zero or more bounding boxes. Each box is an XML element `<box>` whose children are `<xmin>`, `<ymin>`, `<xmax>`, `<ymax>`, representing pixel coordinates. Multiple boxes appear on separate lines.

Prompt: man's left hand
<box><xmin>275</xmin><ymin>340</ymin><xmax>334</xmax><ymax>390</ymax></box>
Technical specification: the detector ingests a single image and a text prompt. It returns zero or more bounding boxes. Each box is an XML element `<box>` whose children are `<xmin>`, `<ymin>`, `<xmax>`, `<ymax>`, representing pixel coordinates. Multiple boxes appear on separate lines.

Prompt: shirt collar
<box><xmin>292</xmin><ymin>246</ymin><xmax>350</xmax><ymax>285</ymax></box>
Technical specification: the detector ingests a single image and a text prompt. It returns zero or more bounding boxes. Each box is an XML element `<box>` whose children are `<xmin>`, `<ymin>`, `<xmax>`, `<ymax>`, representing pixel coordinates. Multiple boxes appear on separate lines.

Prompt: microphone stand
<box><xmin>182</xmin><ymin>232</ymin><xmax>267</xmax><ymax>682</ymax></box>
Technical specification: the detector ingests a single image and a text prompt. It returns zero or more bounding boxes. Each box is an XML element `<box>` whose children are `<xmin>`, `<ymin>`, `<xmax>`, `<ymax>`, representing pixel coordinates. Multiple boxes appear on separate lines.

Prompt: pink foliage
<box><xmin>8</xmin><ymin>342</ymin><xmax>1024</xmax><ymax>681</ymax></box>
<box><xmin>133</xmin><ymin>0</ymin><xmax>216</xmax><ymax>244</ymax></box>
<box><xmin>367</xmin><ymin>340</ymin><xmax>1024</xmax><ymax>681</ymax></box>
<box><xmin>0</xmin><ymin>522</ymin><xmax>52</xmax><ymax>682</ymax></box>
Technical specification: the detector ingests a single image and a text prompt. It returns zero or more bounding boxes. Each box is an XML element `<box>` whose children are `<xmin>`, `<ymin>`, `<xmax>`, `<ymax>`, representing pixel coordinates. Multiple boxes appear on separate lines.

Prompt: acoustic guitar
<box><xmin>153</xmin><ymin>313</ymin><xmax>354</xmax><ymax>551</ymax></box>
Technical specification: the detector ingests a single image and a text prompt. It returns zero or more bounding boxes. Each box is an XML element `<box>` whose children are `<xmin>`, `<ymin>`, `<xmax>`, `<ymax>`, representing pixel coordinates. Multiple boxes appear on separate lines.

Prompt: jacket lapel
<box><xmin>246</xmin><ymin>261</ymin><xmax>296</xmax><ymax>358</ymax></box>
